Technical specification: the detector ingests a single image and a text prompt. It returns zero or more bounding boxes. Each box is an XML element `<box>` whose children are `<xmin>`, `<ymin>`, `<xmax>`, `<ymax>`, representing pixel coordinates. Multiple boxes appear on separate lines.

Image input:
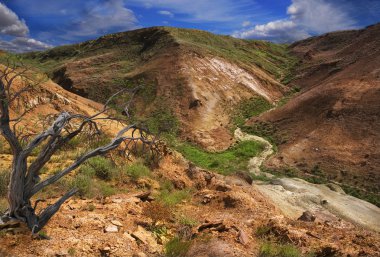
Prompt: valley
<box><xmin>0</xmin><ymin>23</ymin><xmax>379</xmax><ymax>257</ymax></box>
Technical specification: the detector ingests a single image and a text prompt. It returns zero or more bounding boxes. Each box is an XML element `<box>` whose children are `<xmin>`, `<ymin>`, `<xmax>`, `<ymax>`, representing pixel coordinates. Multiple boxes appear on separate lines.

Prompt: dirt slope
<box><xmin>21</xmin><ymin>27</ymin><xmax>295</xmax><ymax>151</ymax></box>
<box><xmin>249</xmin><ymin>23</ymin><xmax>380</xmax><ymax>204</ymax></box>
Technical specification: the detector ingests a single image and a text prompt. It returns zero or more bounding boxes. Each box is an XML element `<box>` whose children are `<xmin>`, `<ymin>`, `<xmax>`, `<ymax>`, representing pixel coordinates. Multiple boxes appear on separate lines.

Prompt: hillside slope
<box><xmin>250</xmin><ymin>23</ymin><xmax>380</xmax><ymax>204</ymax></box>
<box><xmin>21</xmin><ymin>27</ymin><xmax>295</xmax><ymax>151</ymax></box>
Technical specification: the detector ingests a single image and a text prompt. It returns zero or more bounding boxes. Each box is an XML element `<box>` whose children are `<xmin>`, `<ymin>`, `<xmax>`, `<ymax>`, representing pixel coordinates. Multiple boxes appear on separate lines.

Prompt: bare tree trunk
<box><xmin>0</xmin><ymin>63</ymin><xmax>157</xmax><ymax>233</ymax></box>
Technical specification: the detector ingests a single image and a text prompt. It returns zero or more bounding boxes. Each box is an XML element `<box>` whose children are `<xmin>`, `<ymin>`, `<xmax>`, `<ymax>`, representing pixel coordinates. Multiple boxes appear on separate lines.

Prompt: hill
<box><xmin>249</xmin><ymin>23</ymin><xmax>380</xmax><ymax>205</ymax></box>
<box><xmin>21</xmin><ymin>27</ymin><xmax>296</xmax><ymax>151</ymax></box>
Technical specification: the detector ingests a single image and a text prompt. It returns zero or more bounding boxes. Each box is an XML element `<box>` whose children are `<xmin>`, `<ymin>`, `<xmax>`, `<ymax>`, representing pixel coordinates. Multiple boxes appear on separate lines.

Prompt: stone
<box><xmin>112</xmin><ymin>198</ymin><xmax>123</xmax><ymax>204</ymax></box>
<box><xmin>111</xmin><ymin>220</ymin><xmax>123</xmax><ymax>227</ymax></box>
<box><xmin>123</xmin><ymin>232</ymin><xmax>136</xmax><ymax>241</ymax></box>
<box><xmin>238</xmin><ymin>229</ymin><xmax>249</xmax><ymax>245</ymax></box>
<box><xmin>134</xmin><ymin>191</ymin><xmax>152</xmax><ymax>202</ymax></box>
<box><xmin>298</xmin><ymin>211</ymin><xmax>316</xmax><ymax>222</ymax></box>
<box><xmin>132</xmin><ymin>226</ymin><xmax>160</xmax><ymax>253</ymax></box>
<box><xmin>132</xmin><ymin>253</ymin><xmax>147</xmax><ymax>257</ymax></box>
<box><xmin>104</xmin><ymin>225</ymin><xmax>119</xmax><ymax>233</ymax></box>
<box><xmin>99</xmin><ymin>247</ymin><xmax>111</xmax><ymax>257</ymax></box>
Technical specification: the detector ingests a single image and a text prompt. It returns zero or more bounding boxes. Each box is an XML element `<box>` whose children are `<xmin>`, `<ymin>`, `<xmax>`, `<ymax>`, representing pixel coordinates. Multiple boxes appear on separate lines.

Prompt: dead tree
<box><xmin>0</xmin><ymin>59</ymin><xmax>157</xmax><ymax>233</ymax></box>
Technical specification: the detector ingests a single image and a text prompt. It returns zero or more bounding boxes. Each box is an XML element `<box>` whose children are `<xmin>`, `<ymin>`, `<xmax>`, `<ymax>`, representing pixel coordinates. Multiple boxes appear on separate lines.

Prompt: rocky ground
<box><xmin>1</xmin><ymin>153</ymin><xmax>380</xmax><ymax>257</ymax></box>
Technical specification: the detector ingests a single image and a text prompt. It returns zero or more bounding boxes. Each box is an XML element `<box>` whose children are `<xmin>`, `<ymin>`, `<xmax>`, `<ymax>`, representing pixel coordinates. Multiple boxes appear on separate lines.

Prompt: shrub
<box><xmin>71</xmin><ymin>174</ymin><xmax>94</xmax><ymax>198</ymax></box>
<box><xmin>82</xmin><ymin>156</ymin><xmax>115</xmax><ymax>181</ymax></box>
<box><xmin>94</xmin><ymin>181</ymin><xmax>116</xmax><ymax>197</ymax></box>
<box><xmin>143</xmin><ymin>201</ymin><xmax>173</xmax><ymax>224</ymax></box>
<box><xmin>0</xmin><ymin>198</ymin><xmax>8</xmax><ymax>215</ymax></box>
<box><xmin>165</xmin><ymin>237</ymin><xmax>191</xmax><ymax>257</ymax></box>
<box><xmin>0</xmin><ymin>169</ymin><xmax>10</xmax><ymax>197</ymax></box>
<box><xmin>255</xmin><ymin>225</ymin><xmax>271</xmax><ymax>237</ymax></box>
<box><xmin>123</xmin><ymin>161</ymin><xmax>151</xmax><ymax>181</ymax></box>
<box><xmin>259</xmin><ymin>242</ymin><xmax>301</xmax><ymax>257</ymax></box>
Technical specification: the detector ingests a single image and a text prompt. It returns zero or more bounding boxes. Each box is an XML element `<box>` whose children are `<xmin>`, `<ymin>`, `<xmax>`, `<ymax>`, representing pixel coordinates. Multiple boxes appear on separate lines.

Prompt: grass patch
<box><xmin>232</xmin><ymin>96</ymin><xmax>273</xmax><ymax>127</ymax></box>
<box><xmin>259</xmin><ymin>242</ymin><xmax>301</xmax><ymax>257</ymax></box>
<box><xmin>177</xmin><ymin>215</ymin><xmax>198</xmax><ymax>227</ymax></box>
<box><xmin>177</xmin><ymin>141</ymin><xmax>264</xmax><ymax>175</ymax></box>
<box><xmin>158</xmin><ymin>188</ymin><xmax>191</xmax><ymax>207</ymax></box>
<box><xmin>165</xmin><ymin>237</ymin><xmax>192</xmax><ymax>257</ymax></box>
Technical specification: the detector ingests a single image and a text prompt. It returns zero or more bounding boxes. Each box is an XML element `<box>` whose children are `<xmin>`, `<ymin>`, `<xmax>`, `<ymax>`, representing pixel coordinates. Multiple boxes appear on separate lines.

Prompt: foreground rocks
<box><xmin>0</xmin><ymin>156</ymin><xmax>379</xmax><ymax>257</ymax></box>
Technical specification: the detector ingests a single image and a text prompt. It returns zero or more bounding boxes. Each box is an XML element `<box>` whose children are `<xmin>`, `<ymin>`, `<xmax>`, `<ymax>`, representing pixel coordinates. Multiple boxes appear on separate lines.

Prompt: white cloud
<box><xmin>235</xmin><ymin>20</ymin><xmax>310</xmax><ymax>42</ymax></box>
<box><xmin>158</xmin><ymin>10</ymin><xmax>174</xmax><ymax>18</ymax></box>
<box><xmin>0</xmin><ymin>37</ymin><xmax>52</xmax><ymax>53</ymax></box>
<box><xmin>0</xmin><ymin>3</ymin><xmax>53</xmax><ymax>52</ymax></box>
<box><xmin>234</xmin><ymin>0</ymin><xmax>357</xmax><ymax>42</ymax></box>
<box><xmin>67</xmin><ymin>0</ymin><xmax>138</xmax><ymax>37</ymax></box>
<box><xmin>287</xmin><ymin>0</ymin><xmax>356</xmax><ymax>34</ymax></box>
<box><xmin>0</xmin><ymin>3</ymin><xmax>29</xmax><ymax>36</ymax></box>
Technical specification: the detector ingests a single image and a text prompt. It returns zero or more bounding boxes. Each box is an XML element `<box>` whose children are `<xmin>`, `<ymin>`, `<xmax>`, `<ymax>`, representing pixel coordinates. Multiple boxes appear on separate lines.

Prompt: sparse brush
<box><xmin>259</xmin><ymin>242</ymin><xmax>301</xmax><ymax>257</ymax></box>
<box><xmin>165</xmin><ymin>237</ymin><xmax>192</xmax><ymax>257</ymax></box>
<box><xmin>82</xmin><ymin>156</ymin><xmax>116</xmax><ymax>181</ymax></box>
<box><xmin>143</xmin><ymin>201</ymin><xmax>173</xmax><ymax>225</ymax></box>
<box><xmin>0</xmin><ymin>169</ymin><xmax>10</xmax><ymax>197</ymax></box>
<box><xmin>123</xmin><ymin>161</ymin><xmax>151</xmax><ymax>181</ymax></box>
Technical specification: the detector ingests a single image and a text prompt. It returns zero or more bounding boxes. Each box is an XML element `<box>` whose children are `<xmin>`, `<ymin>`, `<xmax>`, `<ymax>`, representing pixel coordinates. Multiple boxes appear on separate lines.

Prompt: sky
<box><xmin>0</xmin><ymin>0</ymin><xmax>379</xmax><ymax>52</ymax></box>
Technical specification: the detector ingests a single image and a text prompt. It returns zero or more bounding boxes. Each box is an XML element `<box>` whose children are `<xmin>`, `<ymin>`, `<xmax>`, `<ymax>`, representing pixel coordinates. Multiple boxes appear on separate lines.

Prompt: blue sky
<box><xmin>0</xmin><ymin>0</ymin><xmax>379</xmax><ymax>52</ymax></box>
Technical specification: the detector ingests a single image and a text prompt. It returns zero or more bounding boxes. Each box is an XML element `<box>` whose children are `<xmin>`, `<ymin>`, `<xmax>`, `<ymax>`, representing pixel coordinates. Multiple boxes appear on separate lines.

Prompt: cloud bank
<box><xmin>0</xmin><ymin>3</ymin><xmax>51</xmax><ymax>52</ymax></box>
<box><xmin>234</xmin><ymin>0</ymin><xmax>357</xmax><ymax>42</ymax></box>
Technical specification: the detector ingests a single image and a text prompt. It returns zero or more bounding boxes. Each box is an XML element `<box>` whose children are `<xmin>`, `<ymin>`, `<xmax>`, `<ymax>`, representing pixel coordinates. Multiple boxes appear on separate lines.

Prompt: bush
<box><xmin>143</xmin><ymin>201</ymin><xmax>173</xmax><ymax>225</ymax></box>
<box><xmin>71</xmin><ymin>174</ymin><xmax>93</xmax><ymax>198</ymax></box>
<box><xmin>70</xmin><ymin>174</ymin><xmax>116</xmax><ymax>198</ymax></box>
<box><xmin>123</xmin><ymin>161</ymin><xmax>151</xmax><ymax>181</ymax></box>
<box><xmin>259</xmin><ymin>242</ymin><xmax>301</xmax><ymax>257</ymax></box>
<box><xmin>165</xmin><ymin>237</ymin><xmax>191</xmax><ymax>257</ymax></box>
<box><xmin>0</xmin><ymin>198</ymin><xmax>8</xmax><ymax>215</ymax></box>
<box><xmin>82</xmin><ymin>156</ymin><xmax>115</xmax><ymax>181</ymax></box>
<box><xmin>0</xmin><ymin>169</ymin><xmax>10</xmax><ymax>197</ymax></box>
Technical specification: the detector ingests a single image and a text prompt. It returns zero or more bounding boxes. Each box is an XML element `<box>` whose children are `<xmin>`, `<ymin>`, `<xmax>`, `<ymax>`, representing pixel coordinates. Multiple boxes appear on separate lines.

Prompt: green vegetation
<box><xmin>259</xmin><ymin>242</ymin><xmax>301</xmax><ymax>257</ymax></box>
<box><xmin>232</xmin><ymin>96</ymin><xmax>273</xmax><ymax>127</ymax></box>
<box><xmin>122</xmin><ymin>161</ymin><xmax>151</xmax><ymax>181</ymax></box>
<box><xmin>177</xmin><ymin>215</ymin><xmax>198</xmax><ymax>227</ymax></box>
<box><xmin>81</xmin><ymin>156</ymin><xmax>115</xmax><ymax>181</ymax></box>
<box><xmin>242</xmin><ymin>122</ymin><xmax>284</xmax><ymax>147</ymax></box>
<box><xmin>166</xmin><ymin>27</ymin><xmax>296</xmax><ymax>80</ymax></box>
<box><xmin>342</xmin><ymin>184</ymin><xmax>380</xmax><ymax>207</ymax></box>
<box><xmin>158</xmin><ymin>188</ymin><xmax>191</xmax><ymax>207</ymax></box>
<box><xmin>0</xmin><ymin>198</ymin><xmax>7</xmax><ymax>214</ymax></box>
<box><xmin>255</xmin><ymin>225</ymin><xmax>271</xmax><ymax>237</ymax></box>
<box><xmin>177</xmin><ymin>140</ymin><xmax>264</xmax><ymax>175</ymax></box>
<box><xmin>165</xmin><ymin>237</ymin><xmax>192</xmax><ymax>257</ymax></box>
<box><xmin>144</xmin><ymin>106</ymin><xmax>179</xmax><ymax>136</ymax></box>
<box><xmin>0</xmin><ymin>169</ymin><xmax>9</xmax><ymax>197</ymax></box>
<box><xmin>276</xmin><ymin>86</ymin><xmax>301</xmax><ymax>107</ymax></box>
